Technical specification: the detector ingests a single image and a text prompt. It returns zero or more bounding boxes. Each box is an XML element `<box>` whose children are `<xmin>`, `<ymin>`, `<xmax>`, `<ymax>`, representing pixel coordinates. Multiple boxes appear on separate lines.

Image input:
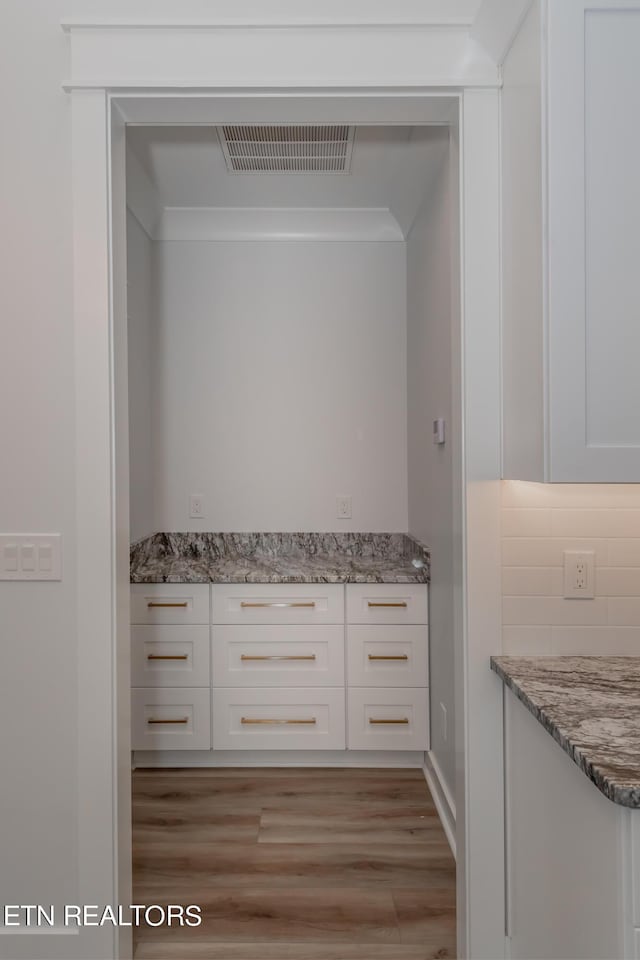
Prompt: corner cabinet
<box><xmin>130</xmin><ymin>582</ymin><xmax>429</xmax><ymax>763</ymax></box>
<box><xmin>502</xmin><ymin>0</ymin><xmax>640</xmax><ymax>482</ymax></box>
<box><xmin>503</xmin><ymin>686</ymin><xmax>640</xmax><ymax>959</ymax></box>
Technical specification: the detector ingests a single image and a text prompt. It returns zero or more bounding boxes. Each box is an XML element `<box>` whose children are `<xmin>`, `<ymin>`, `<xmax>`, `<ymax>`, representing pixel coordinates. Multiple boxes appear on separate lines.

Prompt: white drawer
<box><xmin>346</xmin><ymin>584</ymin><xmax>428</xmax><ymax>625</ymax></box>
<box><xmin>212</xmin><ymin>687</ymin><xmax>345</xmax><ymax>750</ymax></box>
<box><xmin>212</xmin><ymin>625</ymin><xmax>344</xmax><ymax>687</ymax></box>
<box><xmin>347</xmin><ymin>687</ymin><xmax>429</xmax><ymax>751</ymax></box>
<box><xmin>131</xmin><ymin>625</ymin><xmax>210</xmax><ymax>688</ymax></box>
<box><xmin>212</xmin><ymin>584</ymin><xmax>344</xmax><ymax>625</ymax></box>
<box><xmin>131</xmin><ymin>584</ymin><xmax>210</xmax><ymax>625</ymax></box>
<box><xmin>347</xmin><ymin>625</ymin><xmax>428</xmax><ymax>687</ymax></box>
<box><xmin>131</xmin><ymin>687</ymin><xmax>211</xmax><ymax>751</ymax></box>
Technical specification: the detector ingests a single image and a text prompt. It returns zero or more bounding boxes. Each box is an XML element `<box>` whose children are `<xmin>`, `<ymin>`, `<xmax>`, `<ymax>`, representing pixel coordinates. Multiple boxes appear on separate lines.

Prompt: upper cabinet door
<box><xmin>502</xmin><ymin>0</ymin><xmax>640</xmax><ymax>481</ymax></box>
<box><xmin>548</xmin><ymin>0</ymin><xmax>640</xmax><ymax>480</ymax></box>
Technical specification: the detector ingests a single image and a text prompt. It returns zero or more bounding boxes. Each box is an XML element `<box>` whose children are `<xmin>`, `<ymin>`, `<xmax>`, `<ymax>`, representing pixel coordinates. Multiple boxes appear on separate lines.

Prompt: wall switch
<box><xmin>563</xmin><ymin>550</ymin><xmax>595</xmax><ymax>599</ymax></box>
<box><xmin>189</xmin><ymin>494</ymin><xmax>205</xmax><ymax>519</ymax></box>
<box><xmin>0</xmin><ymin>534</ymin><xmax>62</xmax><ymax>580</ymax></box>
<box><xmin>336</xmin><ymin>495</ymin><xmax>352</xmax><ymax>520</ymax></box>
<box><xmin>440</xmin><ymin>702</ymin><xmax>447</xmax><ymax>741</ymax></box>
<box><xmin>433</xmin><ymin>418</ymin><xmax>446</xmax><ymax>445</ymax></box>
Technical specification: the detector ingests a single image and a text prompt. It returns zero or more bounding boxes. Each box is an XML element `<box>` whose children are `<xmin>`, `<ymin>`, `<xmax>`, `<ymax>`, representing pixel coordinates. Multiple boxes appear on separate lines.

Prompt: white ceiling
<box><xmin>126</xmin><ymin>124</ymin><xmax>450</xmax><ymax>239</ymax></box>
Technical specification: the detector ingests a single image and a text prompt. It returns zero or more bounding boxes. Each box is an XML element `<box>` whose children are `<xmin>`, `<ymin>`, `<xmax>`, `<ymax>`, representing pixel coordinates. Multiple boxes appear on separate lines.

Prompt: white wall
<box><xmin>127</xmin><ymin>211</ymin><xmax>156</xmax><ymax>542</ymax></box>
<box><xmin>0</xmin><ymin>3</ymin><xmax>79</xmax><ymax>941</ymax></box>
<box><xmin>406</xmin><ymin>135</ymin><xmax>456</xmax><ymax>797</ymax></box>
<box><xmin>503</xmin><ymin>481</ymin><xmax>640</xmax><ymax>654</ymax></box>
<box><xmin>149</xmin><ymin>239</ymin><xmax>408</xmax><ymax>532</ymax></box>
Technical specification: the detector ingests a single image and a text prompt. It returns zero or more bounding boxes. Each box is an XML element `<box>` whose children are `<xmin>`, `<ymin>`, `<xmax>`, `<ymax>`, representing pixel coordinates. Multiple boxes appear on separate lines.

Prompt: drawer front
<box><xmin>347</xmin><ymin>625</ymin><xmax>428</xmax><ymax>688</ymax></box>
<box><xmin>131</xmin><ymin>687</ymin><xmax>211</xmax><ymax>751</ymax></box>
<box><xmin>131</xmin><ymin>625</ymin><xmax>210</xmax><ymax>688</ymax></box>
<box><xmin>212</xmin><ymin>584</ymin><xmax>344</xmax><ymax>625</ymax></box>
<box><xmin>212</xmin><ymin>625</ymin><xmax>344</xmax><ymax>687</ymax></box>
<box><xmin>346</xmin><ymin>584</ymin><xmax>428</xmax><ymax>625</ymax></box>
<box><xmin>347</xmin><ymin>687</ymin><xmax>429</xmax><ymax>751</ymax></box>
<box><xmin>131</xmin><ymin>584</ymin><xmax>210</xmax><ymax>625</ymax></box>
<box><xmin>212</xmin><ymin>687</ymin><xmax>346</xmax><ymax>750</ymax></box>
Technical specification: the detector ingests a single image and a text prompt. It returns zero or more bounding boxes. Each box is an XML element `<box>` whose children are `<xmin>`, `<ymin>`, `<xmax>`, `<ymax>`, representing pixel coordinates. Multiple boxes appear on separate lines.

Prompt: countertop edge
<box><xmin>491</xmin><ymin>657</ymin><xmax>639</xmax><ymax>809</ymax></box>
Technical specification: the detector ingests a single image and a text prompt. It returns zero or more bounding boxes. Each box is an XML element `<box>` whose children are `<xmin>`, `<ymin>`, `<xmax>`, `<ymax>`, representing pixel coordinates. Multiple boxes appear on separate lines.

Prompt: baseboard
<box><xmin>133</xmin><ymin>748</ymin><xmax>425</xmax><ymax>769</ymax></box>
<box><xmin>423</xmin><ymin>750</ymin><xmax>457</xmax><ymax>858</ymax></box>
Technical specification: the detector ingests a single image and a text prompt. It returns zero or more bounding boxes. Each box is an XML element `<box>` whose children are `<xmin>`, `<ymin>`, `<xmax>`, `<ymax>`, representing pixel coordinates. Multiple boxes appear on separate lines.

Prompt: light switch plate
<box><xmin>0</xmin><ymin>534</ymin><xmax>62</xmax><ymax>580</ymax></box>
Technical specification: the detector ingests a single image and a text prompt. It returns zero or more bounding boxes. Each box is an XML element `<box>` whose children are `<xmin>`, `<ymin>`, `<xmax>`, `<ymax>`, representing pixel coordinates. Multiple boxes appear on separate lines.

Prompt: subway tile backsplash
<box><xmin>502</xmin><ymin>482</ymin><xmax>640</xmax><ymax>655</ymax></box>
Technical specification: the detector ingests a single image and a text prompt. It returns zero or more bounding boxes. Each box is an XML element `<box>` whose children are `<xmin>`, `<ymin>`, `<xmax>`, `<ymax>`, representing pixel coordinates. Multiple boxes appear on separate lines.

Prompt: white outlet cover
<box><xmin>336</xmin><ymin>495</ymin><xmax>352</xmax><ymax>520</ymax></box>
<box><xmin>563</xmin><ymin>550</ymin><xmax>595</xmax><ymax>599</ymax></box>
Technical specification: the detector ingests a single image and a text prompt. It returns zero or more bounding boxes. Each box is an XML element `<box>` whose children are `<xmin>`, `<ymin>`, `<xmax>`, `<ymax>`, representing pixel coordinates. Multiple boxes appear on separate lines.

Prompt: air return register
<box><xmin>218</xmin><ymin>125</ymin><xmax>355</xmax><ymax>174</ymax></box>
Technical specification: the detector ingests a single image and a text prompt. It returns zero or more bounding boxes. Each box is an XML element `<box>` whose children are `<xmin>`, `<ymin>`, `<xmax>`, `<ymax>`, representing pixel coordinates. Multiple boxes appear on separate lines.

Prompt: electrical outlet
<box><xmin>563</xmin><ymin>550</ymin><xmax>595</xmax><ymax>599</ymax></box>
<box><xmin>189</xmin><ymin>494</ymin><xmax>205</xmax><ymax>519</ymax></box>
<box><xmin>440</xmin><ymin>702</ymin><xmax>447</xmax><ymax>741</ymax></box>
<box><xmin>336</xmin><ymin>495</ymin><xmax>352</xmax><ymax>520</ymax></box>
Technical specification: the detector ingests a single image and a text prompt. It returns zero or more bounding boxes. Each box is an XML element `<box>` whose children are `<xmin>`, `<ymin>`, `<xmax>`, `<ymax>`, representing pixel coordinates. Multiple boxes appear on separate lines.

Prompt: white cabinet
<box><xmin>132</xmin><ymin>580</ymin><xmax>429</xmax><ymax>759</ymax></box>
<box><xmin>211</xmin><ymin>624</ymin><xmax>344</xmax><ymax>687</ymax></box>
<box><xmin>346</xmin><ymin>584</ymin><xmax>429</xmax><ymax>752</ymax></box>
<box><xmin>131</xmin><ymin>583</ymin><xmax>211</xmax><ymax>751</ymax></box>
<box><xmin>503</xmin><ymin>686</ymin><xmax>638</xmax><ymax>959</ymax></box>
<box><xmin>212</xmin><ymin>687</ymin><xmax>346</xmax><ymax>751</ymax></box>
<box><xmin>211</xmin><ymin>584</ymin><xmax>344</xmax><ymax>752</ymax></box>
<box><xmin>502</xmin><ymin>0</ymin><xmax>640</xmax><ymax>481</ymax></box>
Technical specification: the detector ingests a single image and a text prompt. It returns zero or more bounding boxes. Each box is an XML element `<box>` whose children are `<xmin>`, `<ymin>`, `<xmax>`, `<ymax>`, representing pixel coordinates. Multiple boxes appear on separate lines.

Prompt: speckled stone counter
<box><xmin>130</xmin><ymin>532</ymin><xmax>430</xmax><ymax>585</ymax></box>
<box><xmin>491</xmin><ymin>656</ymin><xmax>640</xmax><ymax>807</ymax></box>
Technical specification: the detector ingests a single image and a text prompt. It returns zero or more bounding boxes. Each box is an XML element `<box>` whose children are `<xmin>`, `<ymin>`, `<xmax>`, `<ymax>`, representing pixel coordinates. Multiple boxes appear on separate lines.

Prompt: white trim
<box><xmin>423</xmin><ymin>752</ymin><xmax>457</xmax><ymax>858</ymax></box>
<box><xmin>471</xmin><ymin>0</ymin><xmax>535</xmax><ymax>65</ymax></box>
<box><xmin>62</xmin><ymin>19</ymin><xmax>477</xmax><ymax>31</ymax></box>
<box><xmin>133</xmin><ymin>749</ymin><xmax>425</xmax><ymax>767</ymax></box>
<box><xmin>157</xmin><ymin>206</ymin><xmax>404</xmax><ymax>242</ymax></box>
<box><xmin>70</xmin><ymin>82</ymin><xmax>504</xmax><ymax>960</ymax></box>
<box><xmin>63</xmin><ymin>23</ymin><xmax>500</xmax><ymax>91</ymax></box>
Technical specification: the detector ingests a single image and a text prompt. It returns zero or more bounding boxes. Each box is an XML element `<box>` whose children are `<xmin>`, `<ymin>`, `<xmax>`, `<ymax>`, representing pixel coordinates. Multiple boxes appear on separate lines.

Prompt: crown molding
<box><xmin>156</xmin><ymin>206</ymin><xmax>405</xmax><ymax>242</ymax></box>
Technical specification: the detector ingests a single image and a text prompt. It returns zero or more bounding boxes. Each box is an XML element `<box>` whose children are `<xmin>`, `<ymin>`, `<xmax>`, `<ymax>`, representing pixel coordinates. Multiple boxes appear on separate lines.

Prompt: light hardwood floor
<box><xmin>132</xmin><ymin>767</ymin><xmax>456</xmax><ymax>960</ymax></box>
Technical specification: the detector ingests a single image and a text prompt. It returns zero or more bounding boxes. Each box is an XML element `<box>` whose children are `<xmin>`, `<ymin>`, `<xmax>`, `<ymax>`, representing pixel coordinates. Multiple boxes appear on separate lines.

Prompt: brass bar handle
<box><xmin>240</xmin><ymin>654</ymin><xmax>316</xmax><ymax>662</ymax></box>
<box><xmin>240</xmin><ymin>601</ymin><xmax>316</xmax><ymax>609</ymax></box>
<box><xmin>147</xmin><ymin>717</ymin><xmax>189</xmax><ymax>725</ymax></box>
<box><xmin>367</xmin><ymin>601</ymin><xmax>408</xmax><ymax>608</ymax></box>
<box><xmin>240</xmin><ymin>717</ymin><xmax>317</xmax><ymax>725</ymax></box>
<box><xmin>369</xmin><ymin>718</ymin><xmax>410</xmax><ymax>725</ymax></box>
<box><xmin>147</xmin><ymin>654</ymin><xmax>189</xmax><ymax>661</ymax></box>
<box><xmin>147</xmin><ymin>601</ymin><xmax>189</xmax><ymax>608</ymax></box>
<box><xmin>368</xmin><ymin>654</ymin><xmax>409</xmax><ymax>661</ymax></box>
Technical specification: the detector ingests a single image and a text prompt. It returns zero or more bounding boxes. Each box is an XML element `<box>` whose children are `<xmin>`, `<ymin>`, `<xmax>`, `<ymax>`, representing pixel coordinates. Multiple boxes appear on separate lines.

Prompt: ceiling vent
<box><xmin>218</xmin><ymin>125</ymin><xmax>355</xmax><ymax>174</ymax></box>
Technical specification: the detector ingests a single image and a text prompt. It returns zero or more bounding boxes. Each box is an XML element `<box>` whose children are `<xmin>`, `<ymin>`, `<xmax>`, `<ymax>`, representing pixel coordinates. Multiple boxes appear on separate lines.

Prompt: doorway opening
<box><xmin>121</xmin><ymin>110</ymin><xmax>461</xmax><ymax>956</ymax></box>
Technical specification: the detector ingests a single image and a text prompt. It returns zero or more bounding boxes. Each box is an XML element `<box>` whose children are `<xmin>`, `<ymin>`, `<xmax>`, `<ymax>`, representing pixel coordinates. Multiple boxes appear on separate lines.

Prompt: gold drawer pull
<box><xmin>368</xmin><ymin>654</ymin><xmax>409</xmax><ymax>661</ymax></box>
<box><xmin>241</xmin><ymin>717</ymin><xmax>317</xmax><ymax>725</ymax></box>
<box><xmin>147</xmin><ymin>654</ymin><xmax>189</xmax><ymax>661</ymax></box>
<box><xmin>147</xmin><ymin>717</ymin><xmax>189</xmax><ymax>725</ymax></box>
<box><xmin>367</xmin><ymin>601</ymin><xmax>408</xmax><ymax>608</ymax></box>
<box><xmin>240</xmin><ymin>601</ymin><xmax>316</xmax><ymax>609</ymax></box>
<box><xmin>369</xmin><ymin>718</ymin><xmax>410</xmax><ymax>725</ymax></box>
<box><xmin>147</xmin><ymin>601</ymin><xmax>188</xmax><ymax>608</ymax></box>
<box><xmin>241</xmin><ymin>654</ymin><xmax>316</xmax><ymax>662</ymax></box>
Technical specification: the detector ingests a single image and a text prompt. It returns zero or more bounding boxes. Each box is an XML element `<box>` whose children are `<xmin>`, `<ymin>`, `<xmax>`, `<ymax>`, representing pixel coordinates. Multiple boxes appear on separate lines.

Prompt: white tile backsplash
<box><xmin>502</xmin><ymin>481</ymin><xmax>640</xmax><ymax>655</ymax></box>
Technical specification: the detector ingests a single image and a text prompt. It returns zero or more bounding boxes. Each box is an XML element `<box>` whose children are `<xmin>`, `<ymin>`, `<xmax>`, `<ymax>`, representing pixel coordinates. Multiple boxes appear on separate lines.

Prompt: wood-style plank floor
<box><xmin>132</xmin><ymin>768</ymin><xmax>456</xmax><ymax>960</ymax></box>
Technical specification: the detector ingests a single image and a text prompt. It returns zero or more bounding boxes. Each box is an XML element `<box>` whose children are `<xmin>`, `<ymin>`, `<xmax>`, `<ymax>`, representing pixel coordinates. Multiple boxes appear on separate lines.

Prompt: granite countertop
<box><xmin>130</xmin><ymin>532</ymin><xmax>430</xmax><ymax>585</ymax></box>
<box><xmin>491</xmin><ymin>656</ymin><xmax>640</xmax><ymax>808</ymax></box>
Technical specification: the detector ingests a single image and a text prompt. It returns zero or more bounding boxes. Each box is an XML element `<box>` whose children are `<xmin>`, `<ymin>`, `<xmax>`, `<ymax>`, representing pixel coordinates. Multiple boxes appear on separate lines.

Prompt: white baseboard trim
<box><xmin>133</xmin><ymin>748</ymin><xmax>425</xmax><ymax>769</ymax></box>
<box><xmin>423</xmin><ymin>750</ymin><xmax>456</xmax><ymax>858</ymax></box>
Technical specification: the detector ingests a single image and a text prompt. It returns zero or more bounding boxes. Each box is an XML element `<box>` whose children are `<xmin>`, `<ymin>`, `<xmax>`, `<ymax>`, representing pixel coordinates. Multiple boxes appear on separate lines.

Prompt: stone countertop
<box><xmin>130</xmin><ymin>532</ymin><xmax>430</xmax><ymax>585</ymax></box>
<box><xmin>491</xmin><ymin>656</ymin><xmax>640</xmax><ymax>808</ymax></box>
